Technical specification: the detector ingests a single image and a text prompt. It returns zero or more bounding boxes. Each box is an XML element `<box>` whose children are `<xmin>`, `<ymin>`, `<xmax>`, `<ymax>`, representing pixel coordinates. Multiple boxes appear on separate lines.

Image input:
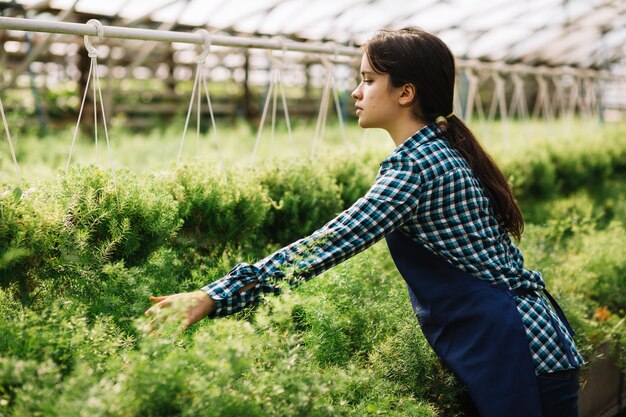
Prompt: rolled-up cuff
<box><xmin>200</xmin><ymin>263</ymin><xmax>260</xmax><ymax>317</ymax></box>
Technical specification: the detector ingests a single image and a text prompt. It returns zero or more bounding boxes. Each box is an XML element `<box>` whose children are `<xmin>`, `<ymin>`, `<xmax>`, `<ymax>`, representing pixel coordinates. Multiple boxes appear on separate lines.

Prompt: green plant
<box><xmin>159</xmin><ymin>163</ymin><xmax>270</xmax><ymax>258</ymax></box>
<box><xmin>256</xmin><ymin>162</ymin><xmax>344</xmax><ymax>246</ymax></box>
<box><xmin>46</xmin><ymin>165</ymin><xmax>181</xmax><ymax>268</ymax></box>
<box><xmin>0</xmin><ymin>184</ymin><xmax>57</xmax><ymax>303</ymax></box>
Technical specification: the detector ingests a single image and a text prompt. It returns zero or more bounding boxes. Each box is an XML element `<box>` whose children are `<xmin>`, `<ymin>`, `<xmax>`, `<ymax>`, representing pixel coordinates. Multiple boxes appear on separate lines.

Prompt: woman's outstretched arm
<box><xmin>145</xmin><ymin>155</ymin><xmax>421</xmax><ymax>326</ymax></box>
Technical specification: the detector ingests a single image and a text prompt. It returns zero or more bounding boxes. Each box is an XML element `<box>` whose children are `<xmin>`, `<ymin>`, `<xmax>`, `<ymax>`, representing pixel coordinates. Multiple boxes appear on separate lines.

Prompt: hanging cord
<box><xmin>251</xmin><ymin>37</ymin><xmax>294</xmax><ymax>165</ymax></box>
<box><xmin>0</xmin><ymin>96</ymin><xmax>23</xmax><ymax>189</ymax></box>
<box><xmin>311</xmin><ymin>57</ymin><xmax>333</xmax><ymax>160</ymax></box>
<box><xmin>311</xmin><ymin>47</ymin><xmax>352</xmax><ymax>160</ymax></box>
<box><xmin>66</xmin><ymin>19</ymin><xmax>118</xmax><ymax>202</ymax></box>
<box><xmin>251</xmin><ymin>59</ymin><xmax>277</xmax><ymax>165</ymax></box>
<box><xmin>277</xmin><ymin>62</ymin><xmax>295</xmax><ymax>157</ymax></box>
<box><xmin>177</xmin><ymin>29</ymin><xmax>224</xmax><ymax>170</ymax></box>
<box><xmin>327</xmin><ymin>44</ymin><xmax>350</xmax><ymax>149</ymax></box>
<box><xmin>273</xmin><ymin>38</ymin><xmax>295</xmax><ymax>158</ymax></box>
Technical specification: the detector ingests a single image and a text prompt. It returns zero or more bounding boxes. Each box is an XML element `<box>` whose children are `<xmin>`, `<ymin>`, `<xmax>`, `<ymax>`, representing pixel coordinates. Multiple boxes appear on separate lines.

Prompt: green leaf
<box><xmin>12</xmin><ymin>187</ymin><xmax>22</xmax><ymax>201</ymax></box>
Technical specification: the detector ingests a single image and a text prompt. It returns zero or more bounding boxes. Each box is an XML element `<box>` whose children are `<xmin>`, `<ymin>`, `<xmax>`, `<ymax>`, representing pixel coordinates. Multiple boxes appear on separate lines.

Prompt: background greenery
<box><xmin>0</xmin><ymin>118</ymin><xmax>624</xmax><ymax>416</ymax></box>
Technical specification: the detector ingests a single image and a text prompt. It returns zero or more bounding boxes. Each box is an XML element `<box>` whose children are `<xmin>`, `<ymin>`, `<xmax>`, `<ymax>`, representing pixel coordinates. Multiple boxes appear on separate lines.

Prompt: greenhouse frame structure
<box><xmin>1</xmin><ymin>0</ymin><xmax>625</xmax><ymax>132</ymax></box>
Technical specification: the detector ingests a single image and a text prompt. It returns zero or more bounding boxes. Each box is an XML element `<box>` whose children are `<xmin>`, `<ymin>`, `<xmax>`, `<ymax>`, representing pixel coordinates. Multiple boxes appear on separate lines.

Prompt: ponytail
<box><xmin>446</xmin><ymin>116</ymin><xmax>524</xmax><ymax>240</ymax></box>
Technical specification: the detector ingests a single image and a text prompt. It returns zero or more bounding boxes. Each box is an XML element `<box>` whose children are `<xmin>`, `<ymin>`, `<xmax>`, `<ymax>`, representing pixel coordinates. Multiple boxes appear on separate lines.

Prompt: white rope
<box><xmin>473</xmin><ymin>71</ymin><xmax>487</xmax><ymax>126</ymax></box>
<box><xmin>552</xmin><ymin>76</ymin><xmax>567</xmax><ymax>118</ymax></box>
<box><xmin>196</xmin><ymin>62</ymin><xmax>202</xmax><ymax>156</ymax></box>
<box><xmin>93</xmin><ymin>55</ymin><xmax>98</xmax><ymax>165</ymax></box>
<box><xmin>276</xmin><ymin>71</ymin><xmax>295</xmax><ymax>157</ymax></box>
<box><xmin>66</xmin><ymin>19</ymin><xmax>118</xmax><ymax>203</ymax></box>
<box><xmin>463</xmin><ymin>68</ymin><xmax>478</xmax><ymax>121</ymax></box>
<box><xmin>453</xmin><ymin>83</ymin><xmax>462</xmax><ymax>122</ymax></box>
<box><xmin>532</xmin><ymin>74</ymin><xmax>553</xmax><ymax>120</ymax></box>
<box><xmin>488</xmin><ymin>73</ymin><xmax>508</xmax><ymax>121</ymax></box>
<box><xmin>177</xmin><ymin>62</ymin><xmax>200</xmax><ymax>164</ymax></box>
<box><xmin>177</xmin><ymin>29</ymin><xmax>223</xmax><ymax>168</ymax></box>
<box><xmin>93</xmin><ymin>51</ymin><xmax>118</xmax><ymax>197</ymax></box>
<box><xmin>66</xmin><ymin>18</ymin><xmax>102</xmax><ymax>172</ymax></box>
<box><xmin>270</xmin><ymin>68</ymin><xmax>279</xmax><ymax>161</ymax></box>
<box><xmin>311</xmin><ymin>62</ymin><xmax>333</xmax><ymax>160</ymax></box>
<box><xmin>201</xmin><ymin>75</ymin><xmax>224</xmax><ymax>169</ymax></box>
<box><xmin>195</xmin><ymin>29</ymin><xmax>224</xmax><ymax>168</ymax></box>
<box><xmin>509</xmin><ymin>73</ymin><xmax>528</xmax><ymax>120</ymax></box>
<box><xmin>0</xmin><ymin>96</ymin><xmax>22</xmax><ymax>187</ymax></box>
<box><xmin>66</xmin><ymin>56</ymin><xmax>93</xmax><ymax>172</ymax></box>
<box><xmin>251</xmin><ymin>40</ymin><xmax>295</xmax><ymax>165</ymax></box>
<box><xmin>583</xmin><ymin>77</ymin><xmax>599</xmax><ymax>118</ymax></box>
<box><xmin>568</xmin><ymin>77</ymin><xmax>581</xmax><ymax>116</ymax></box>
<box><xmin>331</xmin><ymin>76</ymin><xmax>349</xmax><ymax>148</ymax></box>
<box><xmin>251</xmin><ymin>72</ymin><xmax>276</xmax><ymax>165</ymax></box>
<box><xmin>311</xmin><ymin>52</ymin><xmax>353</xmax><ymax>159</ymax></box>
<box><xmin>485</xmin><ymin>72</ymin><xmax>509</xmax><ymax>144</ymax></box>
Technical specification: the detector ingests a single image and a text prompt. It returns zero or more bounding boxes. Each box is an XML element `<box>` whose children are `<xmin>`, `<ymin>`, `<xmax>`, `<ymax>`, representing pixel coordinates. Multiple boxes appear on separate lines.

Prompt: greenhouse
<box><xmin>0</xmin><ymin>1</ymin><xmax>625</xmax><ymax>416</ymax></box>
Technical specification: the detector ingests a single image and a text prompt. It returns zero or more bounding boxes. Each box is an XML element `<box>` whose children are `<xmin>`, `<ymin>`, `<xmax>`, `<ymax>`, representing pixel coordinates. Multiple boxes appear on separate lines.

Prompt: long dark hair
<box><xmin>365</xmin><ymin>27</ymin><xmax>524</xmax><ymax>240</ymax></box>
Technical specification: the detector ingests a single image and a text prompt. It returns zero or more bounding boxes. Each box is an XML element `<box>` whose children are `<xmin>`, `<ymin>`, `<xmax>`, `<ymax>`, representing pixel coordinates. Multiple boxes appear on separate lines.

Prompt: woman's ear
<box><xmin>398</xmin><ymin>83</ymin><xmax>416</xmax><ymax>107</ymax></box>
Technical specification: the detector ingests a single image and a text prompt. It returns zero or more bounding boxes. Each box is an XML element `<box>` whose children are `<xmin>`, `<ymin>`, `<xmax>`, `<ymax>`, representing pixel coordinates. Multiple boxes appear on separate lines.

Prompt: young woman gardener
<box><xmin>146</xmin><ymin>28</ymin><xmax>584</xmax><ymax>417</ymax></box>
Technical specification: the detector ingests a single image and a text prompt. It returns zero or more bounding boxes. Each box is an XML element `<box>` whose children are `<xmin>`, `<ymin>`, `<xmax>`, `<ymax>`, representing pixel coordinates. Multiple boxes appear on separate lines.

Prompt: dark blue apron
<box><xmin>386</xmin><ymin>230</ymin><xmax>543</xmax><ymax>417</ymax></box>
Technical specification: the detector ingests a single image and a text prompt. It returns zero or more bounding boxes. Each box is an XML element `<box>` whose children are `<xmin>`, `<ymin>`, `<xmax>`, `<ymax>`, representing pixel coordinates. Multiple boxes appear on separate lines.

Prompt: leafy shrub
<box><xmin>158</xmin><ymin>163</ymin><xmax>270</xmax><ymax>257</ymax></box>
<box><xmin>505</xmin><ymin>149</ymin><xmax>557</xmax><ymax>201</ymax></box>
<box><xmin>571</xmin><ymin>222</ymin><xmax>626</xmax><ymax>312</ymax></box>
<box><xmin>256</xmin><ymin>162</ymin><xmax>343</xmax><ymax>245</ymax></box>
<box><xmin>369</xmin><ymin>320</ymin><xmax>468</xmax><ymax>416</ymax></box>
<box><xmin>549</xmin><ymin>141</ymin><xmax>612</xmax><ymax>193</ymax></box>
<box><xmin>44</xmin><ymin>165</ymin><xmax>181</xmax><ymax>268</ymax></box>
<box><xmin>499</xmin><ymin>130</ymin><xmax>626</xmax><ymax>202</ymax></box>
<box><xmin>0</xmin><ymin>357</ymin><xmax>62</xmax><ymax>417</ymax></box>
<box><xmin>0</xmin><ymin>185</ymin><xmax>57</xmax><ymax>302</ymax></box>
<box><xmin>294</xmin><ymin>245</ymin><xmax>408</xmax><ymax>367</ymax></box>
<box><xmin>520</xmin><ymin>179</ymin><xmax>626</xmax><ymax>226</ymax></box>
<box><xmin>325</xmin><ymin>150</ymin><xmax>382</xmax><ymax>208</ymax></box>
<box><xmin>19</xmin><ymin>292</ymin><xmax>437</xmax><ymax>417</ymax></box>
<box><xmin>54</xmin><ymin>261</ymin><xmax>153</xmax><ymax>332</ymax></box>
<box><xmin>1</xmin><ymin>126</ymin><xmax>626</xmax><ymax>416</ymax></box>
<box><xmin>0</xmin><ymin>294</ymin><xmax>133</xmax><ymax>376</ymax></box>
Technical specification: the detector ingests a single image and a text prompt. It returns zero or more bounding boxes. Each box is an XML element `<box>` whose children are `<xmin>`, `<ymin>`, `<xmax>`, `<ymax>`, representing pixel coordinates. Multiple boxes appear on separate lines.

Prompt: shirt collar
<box><xmin>388</xmin><ymin>123</ymin><xmax>446</xmax><ymax>158</ymax></box>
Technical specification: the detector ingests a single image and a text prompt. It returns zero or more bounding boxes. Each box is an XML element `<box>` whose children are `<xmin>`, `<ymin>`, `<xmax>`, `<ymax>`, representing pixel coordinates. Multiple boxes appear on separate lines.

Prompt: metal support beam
<box><xmin>0</xmin><ymin>16</ymin><xmax>361</xmax><ymax>57</ymax></box>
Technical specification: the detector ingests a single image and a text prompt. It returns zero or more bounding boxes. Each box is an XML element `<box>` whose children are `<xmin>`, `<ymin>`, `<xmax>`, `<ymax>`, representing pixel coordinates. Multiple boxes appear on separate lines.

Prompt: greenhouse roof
<box><xmin>3</xmin><ymin>0</ymin><xmax>626</xmax><ymax>69</ymax></box>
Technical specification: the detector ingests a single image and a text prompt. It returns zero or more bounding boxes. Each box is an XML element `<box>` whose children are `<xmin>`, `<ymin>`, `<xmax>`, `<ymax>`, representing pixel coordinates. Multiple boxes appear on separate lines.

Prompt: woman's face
<box><xmin>351</xmin><ymin>53</ymin><xmax>402</xmax><ymax>130</ymax></box>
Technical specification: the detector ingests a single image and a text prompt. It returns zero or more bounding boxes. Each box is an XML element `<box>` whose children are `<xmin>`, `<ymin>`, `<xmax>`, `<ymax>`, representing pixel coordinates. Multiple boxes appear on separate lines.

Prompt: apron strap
<box><xmin>542</xmin><ymin>289</ymin><xmax>576</xmax><ymax>337</ymax></box>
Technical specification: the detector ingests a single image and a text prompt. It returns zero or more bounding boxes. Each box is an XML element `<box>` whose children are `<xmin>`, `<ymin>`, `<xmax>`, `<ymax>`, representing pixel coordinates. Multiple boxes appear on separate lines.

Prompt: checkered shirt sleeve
<box><xmin>201</xmin><ymin>155</ymin><xmax>422</xmax><ymax>317</ymax></box>
<box><xmin>200</xmin><ymin>122</ymin><xmax>584</xmax><ymax>375</ymax></box>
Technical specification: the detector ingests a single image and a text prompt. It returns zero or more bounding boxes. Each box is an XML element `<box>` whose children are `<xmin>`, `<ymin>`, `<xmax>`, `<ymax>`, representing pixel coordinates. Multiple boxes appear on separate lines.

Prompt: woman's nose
<box><xmin>351</xmin><ymin>86</ymin><xmax>360</xmax><ymax>99</ymax></box>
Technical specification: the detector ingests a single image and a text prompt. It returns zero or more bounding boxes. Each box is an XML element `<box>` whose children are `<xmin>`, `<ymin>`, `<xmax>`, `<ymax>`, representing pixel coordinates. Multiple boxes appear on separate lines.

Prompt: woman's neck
<box><xmin>388</xmin><ymin>118</ymin><xmax>426</xmax><ymax>147</ymax></box>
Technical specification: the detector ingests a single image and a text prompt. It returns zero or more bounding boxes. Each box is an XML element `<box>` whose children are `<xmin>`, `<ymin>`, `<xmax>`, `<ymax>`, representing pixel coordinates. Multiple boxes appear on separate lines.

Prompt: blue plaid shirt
<box><xmin>202</xmin><ymin>123</ymin><xmax>584</xmax><ymax>375</ymax></box>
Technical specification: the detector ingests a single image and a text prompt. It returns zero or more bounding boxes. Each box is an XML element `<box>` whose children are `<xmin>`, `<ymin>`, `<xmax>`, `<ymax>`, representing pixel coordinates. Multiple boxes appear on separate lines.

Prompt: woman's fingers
<box><xmin>144</xmin><ymin>300</ymin><xmax>167</xmax><ymax>317</ymax></box>
<box><xmin>144</xmin><ymin>291</ymin><xmax>214</xmax><ymax>331</ymax></box>
<box><xmin>145</xmin><ymin>295</ymin><xmax>175</xmax><ymax>317</ymax></box>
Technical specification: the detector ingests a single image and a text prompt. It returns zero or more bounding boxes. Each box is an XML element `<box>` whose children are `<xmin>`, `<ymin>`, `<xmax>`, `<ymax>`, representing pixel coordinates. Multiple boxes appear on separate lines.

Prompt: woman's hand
<box><xmin>144</xmin><ymin>291</ymin><xmax>215</xmax><ymax>331</ymax></box>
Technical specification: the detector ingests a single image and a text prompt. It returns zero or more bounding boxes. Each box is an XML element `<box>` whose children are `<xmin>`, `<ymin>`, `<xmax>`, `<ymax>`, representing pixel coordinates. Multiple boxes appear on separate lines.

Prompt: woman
<box><xmin>146</xmin><ymin>27</ymin><xmax>583</xmax><ymax>417</ymax></box>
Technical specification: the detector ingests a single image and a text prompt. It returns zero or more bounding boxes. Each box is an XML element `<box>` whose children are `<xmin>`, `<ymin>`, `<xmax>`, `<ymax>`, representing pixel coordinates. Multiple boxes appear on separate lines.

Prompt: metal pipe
<box><xmin>0</xmin><ymin>16</ymin><xmax>623</xmax><ymax>81</ymax></box>
<box><xmin>0</xmin><ymin>16</ymin><xmax>361</xmax><ymax>57</ymax></box>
